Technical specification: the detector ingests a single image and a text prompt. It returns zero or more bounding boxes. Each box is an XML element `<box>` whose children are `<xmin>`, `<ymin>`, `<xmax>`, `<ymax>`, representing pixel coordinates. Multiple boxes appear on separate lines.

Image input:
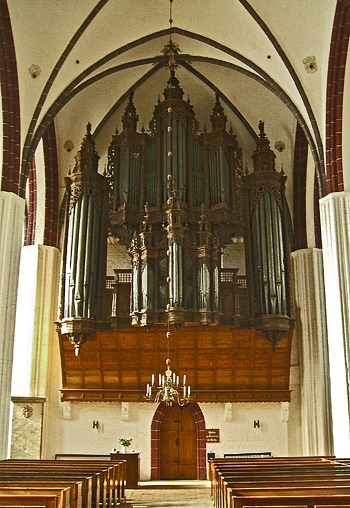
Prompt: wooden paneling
<box><xmin>59</xmin><ymin>326</ymin><xmax>293</xmax><ymax>402</ymax></box>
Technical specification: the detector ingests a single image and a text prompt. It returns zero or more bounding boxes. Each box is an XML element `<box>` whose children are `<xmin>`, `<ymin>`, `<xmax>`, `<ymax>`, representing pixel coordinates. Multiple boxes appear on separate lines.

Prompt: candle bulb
<box><xmin>173</xmin><ymin>373</ymin><xmax>175</xmax><ymax>383</ymax></box>
<box><xmin>176</xmin><ymin>376</ymin><xmax>179</xmax><ymax>385</ymax></box>
<box><xmin>183</xmin><ymin>374</ymin><xmax>186</xmax><ymax>385</ymax></box>
<box><xmin>188</xmin><ymin>386</ymin><xmax>190</xmax><ymax>396</ymax></box>
<box><xmin>183</xmin><ymin>386</ymin><xmax>186</xmax><ymax>397</ymax></box>
<box><xmin>152</xmin><ymin>374</ymin><xmax>154</xmax><ymax>386</ymax></box>
<box><xmin>162</xmin><ymin>375</ymin><xmax>165</xmax><ymax>386</ymax></box>
<box><xmin>147</xmin><ymin>384</ymin><xmax>150</xmax><ymax>396</ymax></box>
<box><xmin>159</xmin><ymin>374</ymin><xmax>162</xmax><ymax>386</ymax></box>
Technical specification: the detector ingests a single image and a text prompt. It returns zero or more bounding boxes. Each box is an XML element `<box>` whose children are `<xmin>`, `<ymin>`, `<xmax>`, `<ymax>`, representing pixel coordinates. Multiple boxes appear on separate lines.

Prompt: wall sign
<box><xmin>206</xmin><ymin>429</ymin><xmax>220</xmax><ymax>443</ymax></box>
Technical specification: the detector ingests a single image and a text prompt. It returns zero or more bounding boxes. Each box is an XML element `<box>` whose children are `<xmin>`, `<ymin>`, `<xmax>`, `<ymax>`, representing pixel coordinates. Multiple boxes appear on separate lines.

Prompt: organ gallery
<box><xmin>56</xmin><ymin>70</ymin><xmax>294</xmax><ymax>404</ymax></box>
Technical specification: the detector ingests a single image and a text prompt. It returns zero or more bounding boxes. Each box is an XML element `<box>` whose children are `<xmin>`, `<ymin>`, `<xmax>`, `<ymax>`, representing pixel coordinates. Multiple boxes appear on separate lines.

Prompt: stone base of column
<box><xmin>10</xmin><ymin>396</ymin><xmax>46</xmax><ymax>459</ymax></box>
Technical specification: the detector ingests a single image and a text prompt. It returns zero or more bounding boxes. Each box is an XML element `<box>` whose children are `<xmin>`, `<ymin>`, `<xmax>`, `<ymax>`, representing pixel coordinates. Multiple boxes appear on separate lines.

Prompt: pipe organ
<box><xmin>107</xmin><ymin>70</ymin><xmax>243</xmax><ymax>329</ymax></box>
<box><xmin>57</xmin><ymin>70</ymin><xmax>294</xmax><ymax>356</ymax></box>
<box><xmin>243</xmin><ymin>121</ymin><xmax>294</xmax><ymax>349</ymax></box>
<box><xmin>57</xmin><ymin>123</ymin><xmax>109</xmax><ymax>355</ymax></box>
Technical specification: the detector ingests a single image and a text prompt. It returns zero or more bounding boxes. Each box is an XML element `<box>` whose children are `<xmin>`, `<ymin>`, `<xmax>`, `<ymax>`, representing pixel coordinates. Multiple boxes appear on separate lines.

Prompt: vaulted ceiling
<box><xmin>7</xmin><ymin>0</ymin><xmax>337</xmax><ymax>212</ymax></box>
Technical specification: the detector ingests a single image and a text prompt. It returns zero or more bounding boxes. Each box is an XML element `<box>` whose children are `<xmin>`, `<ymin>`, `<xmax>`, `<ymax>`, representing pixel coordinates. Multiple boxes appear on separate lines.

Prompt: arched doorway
<box><xmin>160</xmin><ymin>404</ymin><xmax>197</xmax><ymax>480</ymax></box>
<box><xmin>151</xmin><ymin>402</ymin><xmax>207</xmax><ymax>480</ymax></box>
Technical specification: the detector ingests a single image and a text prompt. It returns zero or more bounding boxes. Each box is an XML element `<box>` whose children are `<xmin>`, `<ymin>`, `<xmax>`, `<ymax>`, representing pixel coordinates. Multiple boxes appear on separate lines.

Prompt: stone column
<box><xmin>0</xmin><ymin>191</ymin><xmax>25</xmax><ymax>459</ymax></box>
<box><xmin>12</xmin><ymin>244</ymin><xmax>61</xmax><ymax>397</ymax></box>
<box><xmin>291</xmin><ymin>248</ymin><xmax>333</xmax><ymax>455</ymax></box>
<box><xmin>320</xmin><ymin>192</ymin><xmax>350</xmax><ymax>456</ymax></box>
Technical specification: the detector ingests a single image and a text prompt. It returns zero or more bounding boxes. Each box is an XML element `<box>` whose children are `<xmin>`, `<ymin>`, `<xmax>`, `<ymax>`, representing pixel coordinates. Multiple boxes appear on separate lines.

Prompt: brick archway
<box><xmin>151</xmin><ymin>402</ymin><xmax>207</xmax><ymax>480</ymax></box>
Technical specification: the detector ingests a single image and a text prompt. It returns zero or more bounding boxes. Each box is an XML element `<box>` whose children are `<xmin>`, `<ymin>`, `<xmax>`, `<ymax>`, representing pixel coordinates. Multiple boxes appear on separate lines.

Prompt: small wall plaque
<box><xmin>206</xmin><ymin>428</ymin><xmax>220</xmax><ymax>443</ymax></box>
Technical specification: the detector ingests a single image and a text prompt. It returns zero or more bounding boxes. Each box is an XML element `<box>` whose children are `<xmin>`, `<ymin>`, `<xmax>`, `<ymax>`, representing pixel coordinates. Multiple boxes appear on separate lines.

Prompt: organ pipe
<box><xmin>244</xmin><ymin>121</ymin><xmax>294</xmax><ymax>349</ymax></box>
<box><xmin>57</xmin><ymin>123</ymin><xmax>108</xmax><ymax>355</ymax></box>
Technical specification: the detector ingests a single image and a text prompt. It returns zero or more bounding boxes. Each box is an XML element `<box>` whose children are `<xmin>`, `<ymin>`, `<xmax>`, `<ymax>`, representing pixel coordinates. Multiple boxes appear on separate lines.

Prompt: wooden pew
<box><xmin>219</xmin><ymin>470</ymin><xmax>350</xmax><ymax>508</ymax></box>
<box><xmin>0</xmin><ymin>487</ymin><xmax>71</xmax><ymax>508</ymax></box>
<box><xmin>210</xmin><ymin>458</ymin><xmax>336</xmax><ymax>498</ymax></box>
<box><xmin>224</xmin><ymin>473</ymin><xmax>350</xmax><ymax>508</ymax></box>
<box><xmin>213</xmin><ymin>465</ymin><xmax>350</xmax><ymax>508</ymax></box>
<box><xmin>0</xmin><ymin>481</ymin><xmax>83</xmax><ymax>508</ymax></box>
<box><xmin>0</xmin><ymin>459</ymin><xmax>126</xmax><ymax>507</ymax></box>
<box><xmin>210</xmin><ymin>456</ymin><xmax>350</xmax><ymax>508</ymax></box>
<box><xmin>231</xmin><ymin>494</ymin><xmax>350</xmax><ymax>508</ymax></box>
<box><xmin>54</xmin><ymin>457</ymin><xmax>126</xmax><ymax>502</ymax></box>
<box><xmin>209</xmin><ymin>456</ymin><xmax>335</xmax><ymax>502</ymax></box>
<box><xmin>0</xmin><ymin>470</ymin><xmax>93</xmax><ymax>508</ymax></box>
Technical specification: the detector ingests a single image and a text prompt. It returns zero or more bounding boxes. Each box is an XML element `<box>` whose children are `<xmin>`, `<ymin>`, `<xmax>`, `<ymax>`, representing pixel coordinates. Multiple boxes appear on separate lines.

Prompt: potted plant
<box><xmin>119</xmin><ymin>437</ymin><xmax>132</xmax><ymax>453</ymax></box>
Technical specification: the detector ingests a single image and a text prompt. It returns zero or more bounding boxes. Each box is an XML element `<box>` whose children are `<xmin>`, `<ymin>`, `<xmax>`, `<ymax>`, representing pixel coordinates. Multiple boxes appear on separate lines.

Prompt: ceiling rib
<box><xmin>21</xmin><ymin>26</ymin><xmax>321</xmax><ymax>192</ymax></box>
<box><xmin>20</xmin><ymin>0</ymin><xmax>110</xmax><ymax>197</ymax></box>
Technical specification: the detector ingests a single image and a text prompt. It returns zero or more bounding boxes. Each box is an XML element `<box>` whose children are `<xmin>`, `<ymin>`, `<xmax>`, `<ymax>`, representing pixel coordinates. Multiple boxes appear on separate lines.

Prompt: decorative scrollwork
<box><xmin>250</xmin><ymin>182</ymin><xmax>282</xmax><ymax>212</ymax></box>
<box><xmin>69</xmin><ymin>184</ymin><xmax>103</xmax><ymax>213</ymax></box>
<box><xmin>69</xmin><ymin>185</ymin><xmax>82</xmax><ymax>212</ymax></box>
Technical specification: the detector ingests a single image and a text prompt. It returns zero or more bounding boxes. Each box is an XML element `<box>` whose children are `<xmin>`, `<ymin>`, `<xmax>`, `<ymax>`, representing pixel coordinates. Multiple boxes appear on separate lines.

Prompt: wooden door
<box><xmin>160</xmin><ymin>404</ymin><xmax>197</xmax><ymax>480</ymax></box>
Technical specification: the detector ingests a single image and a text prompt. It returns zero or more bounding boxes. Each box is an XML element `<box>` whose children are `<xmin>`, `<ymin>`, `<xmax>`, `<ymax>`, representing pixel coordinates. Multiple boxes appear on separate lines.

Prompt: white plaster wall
<box><xmin>201</xmin><ymin>402</ymin><xmax>288</xmax><ymax>458</ymax></box>
<box><xmin>34</xmin><ymin>140</ymin><xmax>46</xmax><ymax>245</ymax></box>
<box><xmin>106</xmin><ymin>241</ymin><xmax>131</xmax><ymax>276</ymax></box>
<box><xmin>221</xmin><ymin>240</ymin><xmax>246</xmax><ymax>274</ymax></box>
<box><xmin>44</xmin><ymin>369</ymin><xmax>290</xmax><ymax>480</ymax></box>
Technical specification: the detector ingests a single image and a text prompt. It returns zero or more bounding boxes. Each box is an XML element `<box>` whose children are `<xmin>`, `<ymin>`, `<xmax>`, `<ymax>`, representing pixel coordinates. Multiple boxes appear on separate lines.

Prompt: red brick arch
<box><xmin>326</xmin><ymin>0</ymin><xmax>350</xmax><ymax>193</ymax></box>
<box><xmin>0</xmin><ymin>0</ymin><xmax>21</xmax><ymax>194</ymax></box>
<box><xmin>150</xmin><ymin>402</ymin><xmax>207</xmax><ymax>480</ymax></box>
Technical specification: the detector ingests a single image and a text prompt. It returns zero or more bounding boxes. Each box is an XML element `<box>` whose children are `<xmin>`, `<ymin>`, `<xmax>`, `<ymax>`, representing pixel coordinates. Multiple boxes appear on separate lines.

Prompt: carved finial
<box><xmin>103</xmin><ymin>163</ymin><xmax>107</xmax><ymax>177</ymax></box>
<box><xmin>122</xmin><ymin>91</ymin><xmax>139</xmax><ymax>131</ymax></box>
<box><xmin>68</xmin><ymin>165</ymin><xmax>72</xmax><ymax>175</ymax></box>
<box><xmin>80</xmin><ymin>122</ymin><xmax>96</xmax><ymax>150</ymax></box>
<box><xmin>210</xmin><ymin>93</ymin><xmax>227</xmax><ymax>131</ymax></box>
<box><xmin>163</xmin><ymin>68</ymin><xmax>184</xmax><ymax>100</ymax></box>
<box><xmin>280</xmin><ymin>163</ymin><xmax>285</xmax><ymax>176</ymax></box>
<box><xmin>141</xmin><ymin>123</ymin><xmax>145</xmax><ymax>133</ymax></box>
<box><xmin>245</xmin><ymin>163</ymin><xmax>249</xmax><ymax>175</ymax></box>
<box><xmin>171</xmin><ymin>176</ymin><xmax>177</xmax><ymax>192</ymax></box>
<box><xmin>198</xmin><ymin>203</ymin><xmax>209</xmax><ymax>232</ymax></box>
<box><xmin>252</xmin><ymin>121</ymin><xmax>276</xmax><ymax>172</ymax></box>
<box><xmin>258</xmin><ymin>120</ymin><xmax>265</xmax><ymax>134</ymax></box>
<box><xmin>161</xmin><ymin>38</ymin><xmax>180</xmax><ymax>68</ymax></box>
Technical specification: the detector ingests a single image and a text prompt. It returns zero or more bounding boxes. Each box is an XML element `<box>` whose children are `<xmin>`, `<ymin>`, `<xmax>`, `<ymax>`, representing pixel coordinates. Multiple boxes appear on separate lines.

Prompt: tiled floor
<box><xmin>123</xmin><ymin>480</ymin><xmax>213</xmax><ymax>508</ymax></box>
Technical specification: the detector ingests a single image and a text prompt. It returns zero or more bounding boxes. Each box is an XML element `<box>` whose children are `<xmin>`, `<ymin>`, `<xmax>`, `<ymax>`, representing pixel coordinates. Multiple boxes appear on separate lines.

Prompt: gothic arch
<box><xmin>0</xmin><ymin>0</ymin><xmax>21</xmax><ymax>194</ymax></box>
<box><xmin>326</xmin><ymin>0</ymin><xmax>350</xmax><ymax>193</ymax></box>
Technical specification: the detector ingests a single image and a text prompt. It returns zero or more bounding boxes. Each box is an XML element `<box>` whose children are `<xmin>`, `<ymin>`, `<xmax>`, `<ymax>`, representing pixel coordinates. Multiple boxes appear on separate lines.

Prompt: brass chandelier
<box><xmin>145</xmin><ymin>328</ymin><xmax>191</xmax><ymax>406</ymax></box>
